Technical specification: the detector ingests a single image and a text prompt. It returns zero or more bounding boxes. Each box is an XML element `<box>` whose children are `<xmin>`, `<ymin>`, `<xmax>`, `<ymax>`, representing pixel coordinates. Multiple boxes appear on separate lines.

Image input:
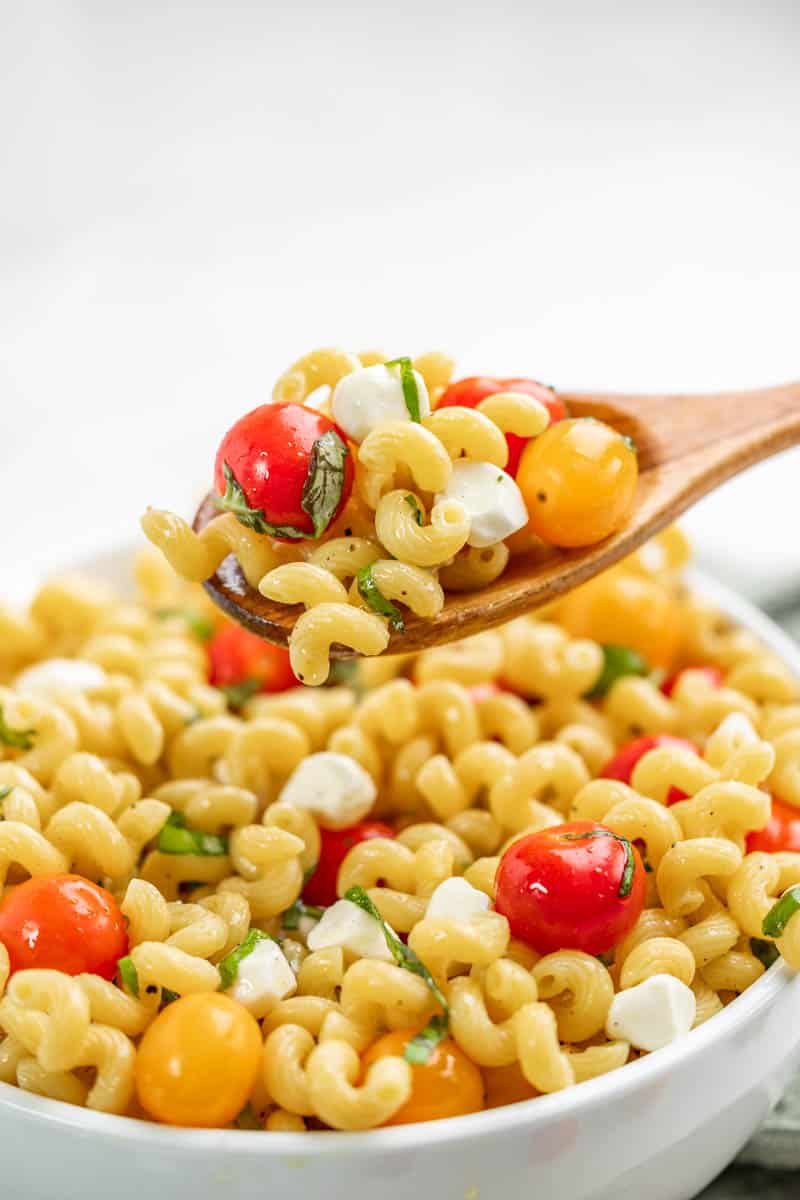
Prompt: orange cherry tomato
<box><xmin>135</xmin><ymin>993</ymin><xmax>262</xmax><ymax>1127</ymax></box>
<box><xmin>437</xmin><ymin>376</ymin><xmax>567</xmax><ymax>477</ymax></box>
<box><xmin>362</xmin><ymin>1030</ymin><xmax>484</xmax><ymax>1125</ymax></box>
<box><xmin>557</xmin><ymin>567</ymin><xmax>683</xmax><ymax>669</ymax></box>
<box><xmin>516</xmin><ymin>418</ymin><xmax>638</xmax><ymax>548</ymax></box>
<box><xmin>0</xmin><ymin>874</ymin><xmax>128</xmax><ymax>980</ymax></box>
<box><xmin>208</xmin><ymin>623</ymin><xmax>296</xmax><ymax>695</ymax></box>
<box><xmin>747</xmin><ymin>797</ymin><xmax>800</xmax><ymax>854</ymax></box>
<box><xmin>483</xmin><ymin>1062</ymin><xmax>537</xmax><ymax>1109</ymax></box>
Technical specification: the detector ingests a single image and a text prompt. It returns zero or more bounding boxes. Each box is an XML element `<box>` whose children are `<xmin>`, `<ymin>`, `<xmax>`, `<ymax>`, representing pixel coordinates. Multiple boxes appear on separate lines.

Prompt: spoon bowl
<box><xmin>195</xmin><ymin>382</ymin><xmax>800</xmax><ymax>655</ymax></box>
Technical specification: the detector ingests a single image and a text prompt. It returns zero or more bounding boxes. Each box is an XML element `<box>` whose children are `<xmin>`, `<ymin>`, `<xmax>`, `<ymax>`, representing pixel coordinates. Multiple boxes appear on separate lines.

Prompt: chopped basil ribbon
<box><xmin>356</xmin><ymin>564</ymin><xmax>404</xmax><ymax>633</ymax></box>
<box><xmin>155</xmin><ymin>607</ymin><xmax>215</xmax><ymax>641</ymax></box>
<box><xmin>403</xmin><ymin>1014</ymin><xmax>450</xmax><ymax>1065</ymax></box>
<box><xmin>0</xmin><ymin>785</ymin><xmax>12</xmax><ymax>806</ymax></box>
<box><xmin>561</xmin><ymin>829</ymin><xmax>637</xmax><ymax>899</ymax></box>
<box><xmin>218</xmin><ymin>929</ymin><xmax>273</xmax><ymax>990</ymax></box>
<box><xmin>586</xmin><ymin>644</ymin><xmax>649</xmax><ymax>699</ymax></box>
<box><xmin>762</xmin><ymin>886</ymin><xmax>800</xmax><ymax>939</ymax></box>
<box><xmin>157</xmin><ymin>811</ymin><xmax>229</xmax><ymax>857</ymax></box>
<box><xmin>282</xmin><ymin>899</ymin><xmax>325</xmax><ymax>931</ymax></box>
<box><xmin>0</xmin><ymin>706</ymin><xmax>37</xmax><ymax>751</ymax></box>
<box><xmin>160</xmin><ymin>988</ymin><xmax>180</xmax><ymax>1008</ymax></box>
<box><xmin>118</xmin><ymin>956</ymin><xmax>140</xmax><ymax>997</ymax></box>
<box><xmin>404</xmin><ymin>494</ymin><xmax>424</xmax><ymax>526</ymax></box>
<box><xmin>301</xmin><ymin>429</ymin><xmax>349</xmax><ymax>538</ymax></box>
<box><xmin>622</xmin><ymin>434</ymin><xmax>638</xmax><ymax>455</ymax></box>
<box><xmin>213</xmin><ymin>461</ymin><xmax>307</xmax><ymax>540</ymax></box>
<box><xmin>235</xmin><ymin>1103</ymin><xmax>262</xmax><ymax>1130</ymax></box>
<box><xmin>750</xmin><ymin>937</ymin><xmax>780</xmax><ymax>970</ymax></box>
<box><xmin>221</xmin><ymin>678</ymin><xmax>262</xmax><ymax>711</ymax></box>
<box><xmin>385</xmin><ymin>357</ymin><xmax>422</xmax><ymax>422</ymax></box>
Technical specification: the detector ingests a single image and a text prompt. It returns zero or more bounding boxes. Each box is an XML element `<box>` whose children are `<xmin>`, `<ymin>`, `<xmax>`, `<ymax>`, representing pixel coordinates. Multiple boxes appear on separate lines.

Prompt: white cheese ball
<box><xmin>14</xmin><ymin>658</ymin><xmax>107</xmax><ymax>697</ymax></box>
<box><xmin>435</xmin><ymin>460</ymin><xmax>529</xmax><ymax>548</ymax></box>
<box><xmin>331</xmin><ymin>363</ymin><xmax>430</xmax><ymax>443</ymax></box>
<box><xmin>277</xmin><ymin>751</ymin><xmax>377</xmax><ymax>830</ymax></box>
<box><xmin>306</xmin><ymin>899</ymin><xmax>394</xmax><ymax>962</ymax></box>
<box><xmin>605</xmin><ymin>974</ymin><xmax>697</xmax><ymax>1052</ymax></box>
<box><xmin>226</xmin><ymin>938</ymin><xmax>297</xmax><ymax>1019</ymax></box>
<box><xmin>425</xmin><ymin>876</ymin><xmax>491</xmax><ymax>922</ymax></box>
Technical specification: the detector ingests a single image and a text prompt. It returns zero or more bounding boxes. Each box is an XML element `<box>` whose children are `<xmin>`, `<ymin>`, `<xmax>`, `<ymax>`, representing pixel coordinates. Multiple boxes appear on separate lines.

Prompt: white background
<box><xmin>1</xmin><ymin>0</ymin><xmax>798</xmax><ymax>605</ymax></box>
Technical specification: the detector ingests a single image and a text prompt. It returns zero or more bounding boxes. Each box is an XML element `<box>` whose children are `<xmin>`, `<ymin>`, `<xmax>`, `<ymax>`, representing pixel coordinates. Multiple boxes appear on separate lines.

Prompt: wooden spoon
<box><xmin>194</xmin><ymin>382</ymin><xmax>800</xmax><ymax>656</ymax></box>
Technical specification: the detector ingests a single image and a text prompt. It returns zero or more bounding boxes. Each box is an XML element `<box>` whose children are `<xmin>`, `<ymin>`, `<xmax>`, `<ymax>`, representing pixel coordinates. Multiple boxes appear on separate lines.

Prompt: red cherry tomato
<box><xmin>214</xmin><ymin>402</ymin><xmax>354</xmax><ymax>540</ymax></box>
<box><xmin>208</xmin><ymin>623</ymin><xmax>296</xmax><ymax>694</ymax></box>
<box><xmin>0</xmin><ymin>874</ymin><xmax>128</xmax><ymax>980</ymax></box>
<box><xmin>600</xmin><ymin>734</ymin><xmax>701</xmax><ymax>805</ymax></box>
<box><xmin>437</xmin><ymin>377</ymin><xmax>567</xmax><ymax>476</ymax></box>
<box><xmin>302</xmin><ymin>821</ymin><xmax>395</xmax><ymax>907</ymax></box>
<box><xmin>495</xmin><ymin>820</ymin><xmax>646</xmax><ymax>955</ymax></box>
<box><xmin>661</xmin><ymin>666</ymin><xmax>723</xmax><ymax>698</ymax></box>
<box><xmin>746</xmin><ymin>797</ymin><xmax>800</xmax><ymax>854</ymax></box>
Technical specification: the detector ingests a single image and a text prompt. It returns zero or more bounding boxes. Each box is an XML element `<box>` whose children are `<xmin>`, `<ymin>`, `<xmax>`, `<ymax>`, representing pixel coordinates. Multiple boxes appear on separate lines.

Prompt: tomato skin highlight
<box><xmin>362</xmin><ymin>1029</ymin><xmax>484</xmax><ymax>1124</ymax></box>
<box><xmin>746</xmin><ymin>797</ymin><xmax>800</xmax><ymax>854</ymax></box>
<box><xmin>208</xmin><ymin>623</ymin><xmax>295</xmax><ymax>694</ymax></box>
<box><xmin>135</xmin><ymin>993</ymin><xmax>262</xmax><ymax>1127</ymax></box>
<box><xmin>494</xmin><ymin>820</ymin><xmax>646</xmax><ymax>956</ymax></box>
<box><xmin>303</xmin><ymin>821</ymin><xmax>395</xmax><ymax>907</ymax></box>
<box><xmin>0</xmin><ymin>874</ymin><xmax>128</xmax><ymax>980</ymax></box>
<box><xmin>600</xmin><ymin>734</ymin><xmax>701</xmax><ymax>805</ymax></box>
<box><xmin>437</xmin><ymin>376</ymin><xmax>566</xmax><ymax>476</ymax></box>
<box><xmin>214</xmin><ymin>402</ymin><xmax>354</xmax><ymax>538</ymax></box>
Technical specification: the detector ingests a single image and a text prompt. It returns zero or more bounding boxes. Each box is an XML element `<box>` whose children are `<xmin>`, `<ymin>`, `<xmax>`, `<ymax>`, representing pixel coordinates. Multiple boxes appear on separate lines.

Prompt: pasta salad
<box><xmin>141</xmin><ymin>348</ymin><xmax>639</xmax><ymax>684</ymax></box>
<box><xmin>1</xmin><ymin>531</ymin><xmax>800</xmax><ymax>1131</ymax></box>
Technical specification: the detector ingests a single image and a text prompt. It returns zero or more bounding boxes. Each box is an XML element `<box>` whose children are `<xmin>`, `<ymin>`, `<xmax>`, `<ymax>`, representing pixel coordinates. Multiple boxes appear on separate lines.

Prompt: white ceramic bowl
<box><xmin>2</xmin><ymin>553</ymin><xmax>800</xmax><ymax>1200</ymax></box>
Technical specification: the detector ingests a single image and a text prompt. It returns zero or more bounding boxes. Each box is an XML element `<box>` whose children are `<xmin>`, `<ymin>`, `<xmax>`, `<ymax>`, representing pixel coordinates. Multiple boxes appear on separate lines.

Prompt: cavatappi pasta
<box><xmin>141</xmin><ymin>348</ymin><xmax>639</xmax><ymax>685</ymax></box>
<box><xmin>0</xmin><ymin>533</ymin><xmax>799</xmax><ymax>1132</ymax></box>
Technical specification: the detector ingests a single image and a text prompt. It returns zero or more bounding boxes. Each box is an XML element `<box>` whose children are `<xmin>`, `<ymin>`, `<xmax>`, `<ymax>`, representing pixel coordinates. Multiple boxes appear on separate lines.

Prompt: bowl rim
<box><xmin>0</xmin><ymin>558</ymin><xmax>797</xmax><ymax>1155</ymax></box>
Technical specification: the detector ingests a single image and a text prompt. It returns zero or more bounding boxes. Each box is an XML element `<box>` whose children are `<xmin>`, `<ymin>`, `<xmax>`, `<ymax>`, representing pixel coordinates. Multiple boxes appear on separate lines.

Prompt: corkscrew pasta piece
<box><xmin>305</xmin><ymin>1039</ymin><xmax>412</xmax><ymax>1131</ymax></box>
<box><xmin>374</xmin><ymin>490</ymin><xmax>471</xmax><ymax>568</ymax></box>
<box><xmin>358</xmin><ymin>422</ymin><xmax>453</xmax><ymax>509</ymax></box>
<box><xmin>141</xmin><ymin>510</ymin><xmax>290</xmax><ymax>589</ymax></box>
<box><xmin>532</xmin><ymin>951</ymin><xmax>615</xmax><ymax>1042</ymax></box>
<box><xmin>289</xmin><ymin>605</ymin><xmax>390</xmax><ymax>686</ymax></box>
<box><xmin>272</xmin><ymin>348</ymin><xmax>361</xmax><ymax>405</ymax></box>
<box><xmin>423</xmin><ymin>407</ymin><xmax>509</xmax><ymax>468</ymax></box>
<box><xmin>656</xmin><ymin>838</ymin><xmax>744</xmax><ymax>918</ymax></box>
<box><xmin>498</xmin><ymin>622</ymin><xmax>603</xmax><ymax>701</ymax></box>
<box><xmin>438</xmin><ymin>543</ymin><xmax>511</xmax><ymax>592</ymax></box>
<box><xmin>513</xmin><ymin>1002</ymin><xmax>575</xmax><ymax>1093</ymax></box>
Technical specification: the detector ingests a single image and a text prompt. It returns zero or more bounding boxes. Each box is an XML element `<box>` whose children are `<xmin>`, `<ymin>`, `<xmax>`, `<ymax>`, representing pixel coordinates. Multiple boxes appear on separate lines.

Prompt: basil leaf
<box><xmin>282</xmin><ymin>899</ymin><xmax>325</xmax><ymax>931</ymax></box>
<box><xmin>404</xmin><ymin>1014</ymin><xmax>449</xmax><ymax>1065</ymax></box>
<box><xmin>356</xmin><ymin>564</ymin><xmax>404</xmax><ymax>633</ymax></box>
<box><xmin>762</xmin><ymin>886</ymin><xmax>800</xmax><ymax>939</ymax></box>
<box><xmin>0</xmin><ymin>785</ymin><xmax>12</xmax><ymax>808</ymax></box>
<box><xmin>118</xmin><ymin>956</ymin><xmax>140</xmax><ymax>997</ymax></box>
<box><xmin>160</xmin><ymin>988</ymin><xmax>180</xmax><ymax>1008</ymax></box>
<box><xmin>385</xmin><ymin>357</ymin><xmax>421</xmax><ymax>422</ymax></box>
<box><xmin>622</xmin><ymin>434</ymin><xmax>637</xmax><ymax>455</ymax></box>
<box><xmin>301</xmin><ymin>430</ymin><xmax>349</xmax><ymax>539</ymax></box>
<box><xmin>586</xmin><ymin>644</ymin><xmax>649</xmax><ymax>699</ymax></box>
<box><xmin>213</xmin><ymin>461</ymin><xmax>308</xmax><ymax>539</ymax></box>
<box><xmin>155</xmin><ymin>607</ymin><xmax>215</xmax><ymax>641</ymax></box>
<box><xmin>157</xmin><ymin>811</ymin><xmax>229</xmax><ymax>857</ymax></box>
<box><xmin>344</xmin><ymin>886</ymin><xmax>448</xmax><ymax>1014</ymax></box>
<box><xmin>221</xmin><ymin>678</ymin><xmax>262</xmax><ymax>710</ymax></box>
<box><xmin>218</xmin><ymin>929</ymin><xmax>273</xmax><ymax>990</ymax></box>
<box><xmin>235</xmin><ymin>1103</ymin><xmax>262</xmax><ymax>1130</ymax></box>
<box><xmin>750</xmin><ymin>937</ymin><xmax>780</xmax><ymax>970</ymax></box>
<box><xmin>0</xmin><ymin>707</ymin><xmax>37</xmax><ymax>751</ymax></box>
<box><xmin>404</xmin><ymin>494</ymin><xmax>424</xmax><ymax>526</ymax></box>
<box><xmin>561</xmin><ymin>829</ymin><xmax>636</xmax><ymax>899</ymax></box>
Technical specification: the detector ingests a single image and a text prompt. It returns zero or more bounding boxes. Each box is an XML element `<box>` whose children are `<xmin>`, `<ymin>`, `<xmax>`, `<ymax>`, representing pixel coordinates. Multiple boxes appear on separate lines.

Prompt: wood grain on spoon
<box><xmin>194</xmin><ymin>382</ymin><xmax>800</xmax><ymax>656</ymax></box>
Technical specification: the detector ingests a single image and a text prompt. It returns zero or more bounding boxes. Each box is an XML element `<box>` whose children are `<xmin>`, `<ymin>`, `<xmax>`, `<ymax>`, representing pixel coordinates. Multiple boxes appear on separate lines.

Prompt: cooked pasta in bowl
<box><xmin>2</xmin><ymin>525</ymin><xmax>800</xmax><ymax>1199</ymax></box>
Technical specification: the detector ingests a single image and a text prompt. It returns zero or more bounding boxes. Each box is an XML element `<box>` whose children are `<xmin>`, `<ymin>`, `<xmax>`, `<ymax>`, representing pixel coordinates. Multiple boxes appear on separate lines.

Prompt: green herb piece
<box><xmin>762</xmin><ymin>886</ymin><xmax>800</xmax><ymax>939</ymax></box>
<box><xmin>595</xmin><ymin>951</ymin><xmax>614</xmax><ymax>968</ymax></box>
<box><xmin>750</xmin><ymin>937</ymin><xmax>780</xmax><ymax>970</ymax></box>
<box><xmin>561</xmin><ymin>829</ymin><xmax>636</xmax><ymax>899</ymax></box>
<box><xmin>356</xmin><ymin>564</ymin><xmax>404</xmax><ymax>633</ymax></box>
<box><xmin>404</xmin><ymin>494</ymin><xmax>424</xmax><ymax>525</ymax></box>
<box><xmin>301</xmin><ymin>430</ymin><xmax>349</xmax><ymax>538</ymax></box>
<box><xmin>385</xmin><ymin>357</ymin><xmax>422</xmax><ymax>422</ymax></box>
<box><xmin>325</xmin><ymin>659</ymin><xmax>360</xmax><ymax>689</ymax></box>
<box><xmin>160</xmin><ymin>988</ymin><xmax>180</xmax><ymax>1007</ymax></box>
<box><xmin>586</xmin><ymin>644</ymin><xmax>649</xmax><ymax>699</ymax></box>
<box><xmin>344</xmin><ymin>886</ymin><xmax>448</xmax><ymax>1014</ymax></box>
<box><xmin>0</xmin><ymin>707</ymin><xmax>37</xmax><ymax>751</ymax></box>
<box><xmin>118</xmin><ymin>956</ymin><xmax>140</xmax><ymax>997</ymax></box>
<box><xmin>221</xmin><ymin>678</ymin><xmax>262</xmax><ymax>710</ymax></box>
<box><xmin>282</xmin><ymin>899</ymin><xmax>325</xmax><ymax>931</ymax></box>
<box><xmin>157</xmin><ymin>811</ymin><xmax>229</xmax><ymax>857</ymax></box>
<box><xmin>235</xmin><ymin>1103</ymin><xmax>262</xmax><ymax>1130</ymax></box>
<box><xmin>155</xmin><ymin>607</ymin><xmax>215</xmax><ymax>641</ymax></box>
<box><xmin>213</xmin><ymin>462</ymin><xmax>307</xmax><ymax>539</ymax></box>
<box><xmin>0</xmin><ymin>785</ymin><xmax>12</xmax><ymax>807</ymax></box>
<box><xmin>218</xmin><ymin>929</ymin><xmax>273</xmax><ymax>990</ymax></box>
<box><xmin>622</xmin><ymin>435</ymin><xmax>637</xmax><ymax>455</ymax></box>
<box><xmin>404</xmin><ymin>1014</ymin><xmax>450</xmax><ymax>1065</ymax></box>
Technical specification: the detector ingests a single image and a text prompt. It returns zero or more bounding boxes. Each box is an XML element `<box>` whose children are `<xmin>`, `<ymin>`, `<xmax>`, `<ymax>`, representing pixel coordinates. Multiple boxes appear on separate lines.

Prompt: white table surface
<box><xmin>1</xmin><ymin>0</ymin><xmax>799</xmax><ymax>607</ymax></box>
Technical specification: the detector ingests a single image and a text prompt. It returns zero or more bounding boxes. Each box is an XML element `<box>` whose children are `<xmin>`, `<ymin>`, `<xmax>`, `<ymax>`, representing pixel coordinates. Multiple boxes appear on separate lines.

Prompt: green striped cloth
<box><xmin>736</xmin><ymin>1074</ymin><xmax>800</xmax><ymax>1170</ymax></box>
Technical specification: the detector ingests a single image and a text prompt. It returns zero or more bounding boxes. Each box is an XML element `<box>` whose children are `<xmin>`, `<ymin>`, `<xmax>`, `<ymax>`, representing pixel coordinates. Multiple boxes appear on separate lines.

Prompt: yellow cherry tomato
<box><xmin>135</xmin><ymin>993</ymin><xmax>262</xmax><ymax>1127</ymax></box>
<box><xmin>362</xmin><ymin>1030</ymin><xmax>484</xmax><ymax>1125</ymax></box>
<box><xmin>558</xmin><ymin>565</ymin><xmax>683</xmax><ymax>669</ymax></box>
<box><xmin>483</xmin><ymin>1062</ymin><xmax>538</xmax><ymax>1109</ymax></box>
<box><xmin>517</xmin><ymin>418</ymin><xmax>638</xmax><ymax>548</ymax></box>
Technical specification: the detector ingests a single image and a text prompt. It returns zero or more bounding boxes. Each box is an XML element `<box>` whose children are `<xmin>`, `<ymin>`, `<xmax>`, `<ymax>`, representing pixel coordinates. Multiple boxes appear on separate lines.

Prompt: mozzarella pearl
<box><xmin>435</xmin><ymin>461</ymin><xmax>528</xmax><ymax>548</ymax></box>
<box><xmin>332</xmin><ymin>364</ymin><xmax>430</xmax><ymax>443</ymax></box>
<box><xmin>605</xmin><ymin>974</ymin><xmax>696</xmax><ymax>1052</ymax></box>
<box><xmin>277</xmin><ymin>752</ymin><xmax>377</xmax><ymax>831</ymax></box>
